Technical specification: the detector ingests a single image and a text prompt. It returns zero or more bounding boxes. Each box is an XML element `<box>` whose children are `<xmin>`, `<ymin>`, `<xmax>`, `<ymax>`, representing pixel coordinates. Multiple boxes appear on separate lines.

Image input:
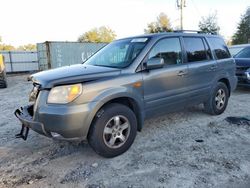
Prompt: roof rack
<box><xmin>173</xmin><ymin>30</ymin><xmax>217</xmax><ymax>35</ymax></box>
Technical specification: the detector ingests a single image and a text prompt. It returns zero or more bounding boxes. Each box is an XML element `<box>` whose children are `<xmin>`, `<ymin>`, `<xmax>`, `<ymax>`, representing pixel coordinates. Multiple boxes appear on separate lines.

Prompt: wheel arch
<box><xmin>101</xmin><ymin>97</ymin><xmax>144</xmax><ymax>131</ymax></box>
<box><xmin>217</xmin><ymin>77</ymin><xmax>231</xmax><ymax>96</ymax></box>
<box><xmin>86</xmin><ymin>93</ymin><xmax>145</xmax><ymax>139</ymax></box>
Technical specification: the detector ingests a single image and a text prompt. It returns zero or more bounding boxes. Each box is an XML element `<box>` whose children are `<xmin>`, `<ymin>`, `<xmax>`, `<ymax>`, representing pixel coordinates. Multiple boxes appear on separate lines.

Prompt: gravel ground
<box><xmin>0</xmin><ymin>74</ymin><xmax>250</xmax><ymax>188</ymax></box>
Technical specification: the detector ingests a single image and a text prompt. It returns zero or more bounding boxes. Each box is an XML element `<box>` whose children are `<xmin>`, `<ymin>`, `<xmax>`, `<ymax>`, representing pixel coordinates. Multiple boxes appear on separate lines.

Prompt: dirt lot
<box><xmin>0</xmin><ymin>75</ymin><xmax>250</xmax><ymax>188</ymax></box>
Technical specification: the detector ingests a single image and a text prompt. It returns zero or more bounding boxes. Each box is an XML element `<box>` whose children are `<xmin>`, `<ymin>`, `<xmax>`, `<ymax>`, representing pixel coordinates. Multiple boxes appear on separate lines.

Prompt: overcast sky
<box><xmin>0</xmin><ymin>0</ymin><xmax>249</xmax><ymax>46</ymax></box>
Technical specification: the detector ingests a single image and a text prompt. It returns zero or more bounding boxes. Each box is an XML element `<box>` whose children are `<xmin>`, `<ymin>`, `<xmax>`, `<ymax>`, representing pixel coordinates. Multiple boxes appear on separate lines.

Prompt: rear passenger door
<box><xmin>182</xmin><ymin>37</ymin><xmax>217</xmax><ymax>104</ymax></box>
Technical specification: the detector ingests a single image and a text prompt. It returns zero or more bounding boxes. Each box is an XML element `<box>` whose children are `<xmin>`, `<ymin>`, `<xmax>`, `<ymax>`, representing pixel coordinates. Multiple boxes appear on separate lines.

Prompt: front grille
<box><xmin>236</xmin><ymin>66</ymin><xmax>250</xmax><ymax>78</ymax></box>
<box><xmin>27</xmin><ymin>105</ymin><xmax>34</xmax><ymax>117</ymax></box>
<box><xmin>236</xmin><ymin>66</ymin><xmax>249</xmax><ymax>71</ymax></box>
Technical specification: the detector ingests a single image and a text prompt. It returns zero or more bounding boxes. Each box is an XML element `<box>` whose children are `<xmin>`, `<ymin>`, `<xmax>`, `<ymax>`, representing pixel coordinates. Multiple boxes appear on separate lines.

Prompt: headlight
<box><xmin>47</xmin><ymin>84</ymin><xmax>82</xmax><ymax>104</ymax></box>
<box><xmin>246</xmin><ymin>69</ymin><xmax>250</xmax><ymax>80</ymax></box>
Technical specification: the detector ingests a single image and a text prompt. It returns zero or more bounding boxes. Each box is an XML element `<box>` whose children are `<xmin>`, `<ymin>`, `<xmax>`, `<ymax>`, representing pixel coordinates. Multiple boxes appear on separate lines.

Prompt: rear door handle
<box><xmin>177</xmin><ymin>70</ymin><xmax>187</xmax><ymax>76</ymax></box>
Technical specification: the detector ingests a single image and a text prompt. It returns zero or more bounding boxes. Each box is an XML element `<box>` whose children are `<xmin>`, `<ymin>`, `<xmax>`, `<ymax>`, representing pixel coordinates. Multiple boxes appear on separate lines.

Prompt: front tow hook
<box><xmin>15</xmin><ymin>124</ymin><xmax>29</xmax><ymax>140</ymax></box>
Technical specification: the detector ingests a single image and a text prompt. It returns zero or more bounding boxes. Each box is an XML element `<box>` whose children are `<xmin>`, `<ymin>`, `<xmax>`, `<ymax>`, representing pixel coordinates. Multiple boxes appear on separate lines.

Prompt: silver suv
<box><xmin>15</xmin><ymin>32</ymin><xmax>237</xmax><ymax>157</ymax></box>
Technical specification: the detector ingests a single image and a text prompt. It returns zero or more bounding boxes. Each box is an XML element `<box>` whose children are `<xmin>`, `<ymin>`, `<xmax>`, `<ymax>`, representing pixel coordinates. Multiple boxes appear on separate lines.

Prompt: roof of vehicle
<box><xmin>120</xmin><ymin>31</ymin><xmax>221</xmax><ymax>41</ymax></box>
<box><xmin>229</xmin><ymin>44</ymin><xmax>250</xmax><ymax>49</ymax></box>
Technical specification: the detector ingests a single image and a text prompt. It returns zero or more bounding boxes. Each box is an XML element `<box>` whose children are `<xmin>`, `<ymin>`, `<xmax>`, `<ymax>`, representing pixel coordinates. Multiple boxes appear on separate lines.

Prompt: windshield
<box><xmin>229</xmin><ymin>47</ymin><xmax>244</xmax><ymax>56</ymax></box>
<box><xmin>85</xmin><ymin>38</ymin><xmax>149</xmax><ymax>68</ymax></box>
<box><xmin>234</xmin><ymin>47</ymin><xmax>250</xmax><ymax>58</ymax></box>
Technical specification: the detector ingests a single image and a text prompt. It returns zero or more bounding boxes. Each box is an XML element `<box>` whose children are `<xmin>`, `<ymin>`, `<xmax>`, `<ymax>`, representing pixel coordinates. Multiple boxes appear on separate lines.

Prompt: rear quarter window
<box><xmin>208</xmin><ymin>37</ymin><xmax>231</xmax><ymax>59</ymax></box>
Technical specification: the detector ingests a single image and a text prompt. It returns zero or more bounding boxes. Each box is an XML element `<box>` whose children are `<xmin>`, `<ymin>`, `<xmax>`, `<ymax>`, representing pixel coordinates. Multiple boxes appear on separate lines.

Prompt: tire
<box><xmin>88</xmin><ymin>103</ymin><xmax>137</xmax><ymax>158</ymax></box>
<box><xmin>204</xmin><ymin>82</ymin><xmax>229</xmax><ymax>115</ymax></box>
<box><xmin>0</xmin><ymin>80</ymin><xmax>7</xmax><ymax>88</ymax></box>
<box><xmin>0</xmin><ymin>72</ymin><xmax>7</xmax><ymax>88</ymax></box>
<box><xmin>3</xmin><ymin>80</ymin><xmax>7</xmax><ymax>88</ymax></box>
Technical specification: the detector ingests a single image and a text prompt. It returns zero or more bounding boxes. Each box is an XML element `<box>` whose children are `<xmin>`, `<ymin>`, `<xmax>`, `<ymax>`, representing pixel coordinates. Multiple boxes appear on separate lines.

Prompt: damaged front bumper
<box><xmin>14</xmin><ymin>105</ymin><xmax>51</xmax><ymax>140</ymax></box>
<box><xmin>14</xmin><ymin>100</ymin><xmax>97</xmax><ymax>141</ymax></box>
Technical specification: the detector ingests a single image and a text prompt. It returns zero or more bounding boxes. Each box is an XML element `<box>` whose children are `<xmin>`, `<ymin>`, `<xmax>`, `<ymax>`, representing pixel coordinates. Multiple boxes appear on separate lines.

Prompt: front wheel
<box><xmin>88</xmin><ymin>103</ymin><xmax>137</xmax><ymax>158</ymax></box>
<box><xmin>204</xmin><ymin>82</ymin><xmax>229</xmax><ymax>115</ymax></box>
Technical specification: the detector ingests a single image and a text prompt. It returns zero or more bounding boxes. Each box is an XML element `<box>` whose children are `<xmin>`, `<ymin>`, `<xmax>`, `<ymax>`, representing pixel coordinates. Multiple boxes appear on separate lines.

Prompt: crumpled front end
<box><xmin>15</xmin><ymin>105</ymin><xmax>49</xmax><ymax>139</ymax></box>
<box><xmin>14</xmin><ymin>83</ymin><xmax>52</xmax><ymax>139</ymax></box>
<box><xmin>14</xmin><ymin>80</ymin><xmax>96</xmax><ymax>141</ymax></box>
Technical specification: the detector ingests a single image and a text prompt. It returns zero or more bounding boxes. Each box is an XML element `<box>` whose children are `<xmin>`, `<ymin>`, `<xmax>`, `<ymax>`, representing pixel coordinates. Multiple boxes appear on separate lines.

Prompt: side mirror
<box><xmin>145</xmin><ymin>57</ymin><xmax>164</xmax><ymax>70</ymax></box>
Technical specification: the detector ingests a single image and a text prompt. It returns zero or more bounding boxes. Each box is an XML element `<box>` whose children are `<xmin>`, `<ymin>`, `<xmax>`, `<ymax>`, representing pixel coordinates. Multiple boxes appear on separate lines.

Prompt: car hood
<box><xmin>29</xmin><ymin>64</ymin><xmax>121</xmax><ymax>88</ymax></box>
<box><xmin>234</xmin><ymin>58</ymin><xmax>250</xmax><ymax>67</ymax></box>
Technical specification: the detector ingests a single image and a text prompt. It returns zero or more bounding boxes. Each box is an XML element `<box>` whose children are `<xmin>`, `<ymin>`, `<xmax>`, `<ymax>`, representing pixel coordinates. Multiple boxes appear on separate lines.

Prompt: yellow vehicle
<box><xmin>0</xmin><ymin>54</ymin><xmax>7</xmax><ymax>88</ymax></box>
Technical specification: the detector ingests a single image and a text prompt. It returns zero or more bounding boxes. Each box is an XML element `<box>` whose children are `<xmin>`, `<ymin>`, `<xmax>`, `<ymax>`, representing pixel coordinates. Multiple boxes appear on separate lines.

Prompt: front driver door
<box><xmin>142</xmin><ymin>37</ymin><xmax>189</xmax><ymax>118</ymax></box>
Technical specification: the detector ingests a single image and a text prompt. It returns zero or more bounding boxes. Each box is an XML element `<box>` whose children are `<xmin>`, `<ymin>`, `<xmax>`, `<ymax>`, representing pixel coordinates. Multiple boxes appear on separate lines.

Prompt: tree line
<box><xmin>78</xmin><ymin>7</ymin><xmax>250</xmax><ymax>45</ymax></box>
<box><xmin>0</xmin><ymin>37</ymin><xmax>36</xmax><ymax>51</ymax></box>
<box><xmin>1</xmin><ymin>7</ymin><xmax>249</xmax><ymax>50</ymax></box>
<box><xmin>232</xmin><ymin>8</ymin><xmax>250</xmax><ymax>44</ymax></box>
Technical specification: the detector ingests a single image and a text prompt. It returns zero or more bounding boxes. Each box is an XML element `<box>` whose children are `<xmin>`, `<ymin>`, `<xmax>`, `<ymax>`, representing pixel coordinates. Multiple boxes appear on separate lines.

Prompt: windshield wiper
<box><xmin>91</xmin><ymin>64</ymin><xmax>120</xmax><ymax>69</ymax></box>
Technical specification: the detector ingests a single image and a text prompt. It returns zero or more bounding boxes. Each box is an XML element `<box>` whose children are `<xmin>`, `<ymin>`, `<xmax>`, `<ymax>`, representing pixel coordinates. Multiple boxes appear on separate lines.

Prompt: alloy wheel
<box><xmin>103</xmin><ymin>115</ymin><xmax>131</xmax><ymax>149</ymax></box>
<box><xmin>215</xmin><ymin>88</ymin><xmax>226</xmax><ymax>110</ymax></box>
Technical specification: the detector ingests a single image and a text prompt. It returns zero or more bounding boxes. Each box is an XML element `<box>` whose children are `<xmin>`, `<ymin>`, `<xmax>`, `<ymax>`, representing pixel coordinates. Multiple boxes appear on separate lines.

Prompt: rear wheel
<box><xmin>88</xmin><ymin>103</ymin><xmax>137</xmax><ymax>158</ymax></box>
<box><xmin>204</xmin><ymin>82</ymin><xmax>229</xmax><ymax>115</ymax></box>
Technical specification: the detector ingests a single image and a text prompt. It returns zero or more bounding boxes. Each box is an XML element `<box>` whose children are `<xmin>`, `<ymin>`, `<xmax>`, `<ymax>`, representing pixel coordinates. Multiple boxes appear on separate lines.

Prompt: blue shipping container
<box><xmin>37</xmin><ymin>42</ymin><xmax>107</xmax><ymax>70</ymax></box>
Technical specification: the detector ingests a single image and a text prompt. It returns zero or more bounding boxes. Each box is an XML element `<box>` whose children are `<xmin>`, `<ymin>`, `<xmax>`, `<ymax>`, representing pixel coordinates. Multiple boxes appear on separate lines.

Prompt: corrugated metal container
<box><xmin>0</xmin><ymin>51</ymin><xmax>38</xmax><ymax>73</ymax></box>
<box><xmin>37</xmin><ymin>42</ymin><xmax>107</xmax><ymax>70</ymax></box>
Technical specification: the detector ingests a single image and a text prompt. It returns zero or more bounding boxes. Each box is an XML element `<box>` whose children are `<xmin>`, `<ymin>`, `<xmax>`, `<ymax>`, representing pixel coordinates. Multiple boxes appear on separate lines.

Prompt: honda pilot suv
<box><xmin>15</xmin><ymin>31</ymin><xmax>237</xmax><ymax>157</ymax></box>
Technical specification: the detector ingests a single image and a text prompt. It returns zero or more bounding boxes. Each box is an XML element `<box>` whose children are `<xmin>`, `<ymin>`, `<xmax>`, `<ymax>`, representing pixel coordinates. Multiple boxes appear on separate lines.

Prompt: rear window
<box><xmin>209</xmin><ymin>37</ymin><xmax>230</xmax><ymax>59</ymax></box>
<box><xmin>183</xmin><ymin>37</ymin><xmax>210</xmax><ymax>62</ymax></box>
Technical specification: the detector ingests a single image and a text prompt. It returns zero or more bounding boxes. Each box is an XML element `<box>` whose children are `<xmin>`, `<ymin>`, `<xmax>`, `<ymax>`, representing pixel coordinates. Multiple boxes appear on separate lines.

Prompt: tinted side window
<box><xmin>148</xmin><ymin>38</ymin><xmax>182</xmax><ymax>65</ymax></box>
<box><xmin>183</xmin><ymin>37</ymin><xmax>208</xmax><ymax>62</ymax></box>
<box><xmin>209</xmin><ymin>37</ymin><xmax>230</xmax><ymax>59</ymax></box>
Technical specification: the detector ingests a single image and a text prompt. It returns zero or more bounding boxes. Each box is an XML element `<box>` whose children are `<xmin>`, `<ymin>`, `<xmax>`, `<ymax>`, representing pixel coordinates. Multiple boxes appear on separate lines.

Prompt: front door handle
<box><xmin>177</xmin><ymin>71</ymin><xmax>187</xmax><ymax>76</ymax></box>
<box><xmin>209</xmin><ymin>65</ymin><xmax>217</xmax><ymax>71</ymax></box>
